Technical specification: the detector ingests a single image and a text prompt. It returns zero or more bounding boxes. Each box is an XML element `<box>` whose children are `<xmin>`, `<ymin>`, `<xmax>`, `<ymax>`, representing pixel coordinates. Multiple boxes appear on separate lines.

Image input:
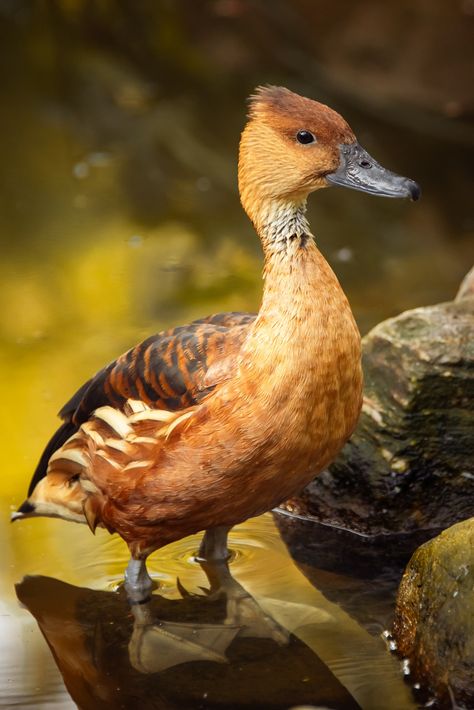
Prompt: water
<box><xmin>3</xmin><ymin>512</ymin><xmax>418</xmax><ymax>710</ymax></box>
<box><xmin>0</xmin><ymin>3</ymin><xmax>473</xmax><ymax>709</ymax></box>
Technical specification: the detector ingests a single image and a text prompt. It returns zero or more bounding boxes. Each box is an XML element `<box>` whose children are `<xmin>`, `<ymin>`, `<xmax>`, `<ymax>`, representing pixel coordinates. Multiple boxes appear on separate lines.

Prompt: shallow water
<box><xmin>1</xmin><ymin>3</ymin><xmax>473</xmax><ymax>709</ymax></box>
<box><xmin>3</xmin><ymin>511</ymin><xmax>420</xmax><ymax>710</ymax></box>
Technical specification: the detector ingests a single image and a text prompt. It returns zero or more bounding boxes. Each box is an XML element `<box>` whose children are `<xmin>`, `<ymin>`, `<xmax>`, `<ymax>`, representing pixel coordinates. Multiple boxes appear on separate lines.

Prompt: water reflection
<box><xmin>275</xmin><ymin>511</ymin><xmax>438</xmax><ymax>637</ymax></box>
<box><xmin>16</xmin><ymin>559</ymin><xmax>360</xmax><ymax>710</ymax></box>
<box><xmin>6</xmin><ymin>513</ymin><xmax>417</xmax><ymax>710</ymax></box>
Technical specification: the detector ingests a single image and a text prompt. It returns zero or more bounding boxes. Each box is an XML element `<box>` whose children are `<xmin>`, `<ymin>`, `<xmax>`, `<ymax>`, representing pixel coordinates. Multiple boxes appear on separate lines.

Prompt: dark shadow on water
<box><xmin>275</xmin><ymin>510</ymin><xmax>441</xmax><ymax>637</ymax></box>
<box><xmin>16</xmin><ymin>559</ymin><xmax>360</xmax><ymax>710</ymax></box>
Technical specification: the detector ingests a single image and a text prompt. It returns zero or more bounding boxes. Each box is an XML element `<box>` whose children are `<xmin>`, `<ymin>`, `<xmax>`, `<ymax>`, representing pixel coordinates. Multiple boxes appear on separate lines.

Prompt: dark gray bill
<box><xmin>326</xmin><ymin>143</ymin><xmax>420</xmax><ymax>201</ymax></box>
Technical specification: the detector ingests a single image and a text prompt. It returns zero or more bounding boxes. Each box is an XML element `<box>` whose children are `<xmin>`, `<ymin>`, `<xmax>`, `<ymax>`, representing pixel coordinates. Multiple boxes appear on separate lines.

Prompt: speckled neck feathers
<box><xmin>257</xmin><ymin>199</ymin><xmax>311</xmax><ymax>255</ymax></box>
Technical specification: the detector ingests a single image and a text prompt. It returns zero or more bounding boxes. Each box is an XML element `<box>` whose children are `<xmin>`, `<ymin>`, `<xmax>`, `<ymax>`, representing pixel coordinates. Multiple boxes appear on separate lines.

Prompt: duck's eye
<box><xmin>68</xmin><ymin>473</ymin><xmax>81</xmax><ymax>487</ymax></box>
<box><xmin>296</xmin><ymin>130</ymin><xmax>316</xmax><ymax>145</ymax></box>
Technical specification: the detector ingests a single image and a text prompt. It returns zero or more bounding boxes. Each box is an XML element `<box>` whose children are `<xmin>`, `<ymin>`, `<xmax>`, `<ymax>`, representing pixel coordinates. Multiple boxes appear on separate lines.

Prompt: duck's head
<box><xmin>239</xmin><ymin>86</ymin><xmax>420</xmax><ymax>227</ymax></box>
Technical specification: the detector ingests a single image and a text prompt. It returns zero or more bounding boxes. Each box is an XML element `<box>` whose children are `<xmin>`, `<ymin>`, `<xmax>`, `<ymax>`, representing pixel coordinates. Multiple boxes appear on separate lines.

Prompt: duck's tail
<box><xmin>12</xmin><ymin>423</ymin><xmax>97</xmax><ymax>526</ymax></box>
<box><xmin>12</xmin><ymin>400</ymin><xmax>196</xmax><ymax>528</ymax></box>
<box><xmin>27</xmin><ymin>420</ymin><xmax>78</xmax><ymax>496</ymax></box>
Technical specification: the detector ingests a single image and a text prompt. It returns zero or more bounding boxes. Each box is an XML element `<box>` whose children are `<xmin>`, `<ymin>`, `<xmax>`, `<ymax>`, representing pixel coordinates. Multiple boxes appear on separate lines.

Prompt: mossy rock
<box><xmin>392</xmin><ymin>518</ymin><xmax>474</xmax><ymax>706</ymax></box>
<box><xmin>285</xmin><ymin>294</ymin><xmax>474</xmax><ymax>535</ymax></box>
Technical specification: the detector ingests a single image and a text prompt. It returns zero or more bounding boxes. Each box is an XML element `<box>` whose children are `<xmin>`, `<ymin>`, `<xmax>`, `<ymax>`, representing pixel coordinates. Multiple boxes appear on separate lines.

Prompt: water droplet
<box><xmin>335</xmin><ymin>247</ymin><xmax>353</xmax><ymax>263</ymax></box>
<box><xmin>87</xmin><ymin>151</ymin><xmax>111</xmax><ymax>168</ymax></box>
<box><xmin>73</xmin><ymin>161</ymin><xmax>89</xmax><ymax>179</ymax></box>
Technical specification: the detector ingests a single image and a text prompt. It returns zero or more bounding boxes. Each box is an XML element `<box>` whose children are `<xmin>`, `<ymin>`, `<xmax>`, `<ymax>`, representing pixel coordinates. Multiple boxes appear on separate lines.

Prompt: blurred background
<box><xmin>2</xmin><ymin>2</ymin><xmax>474</xmax><ymax>340</ymax></box>
<box><xmin>0</xmin><ymin>2</ymin><xmax>473</xmax><ymax>706</ymax></box>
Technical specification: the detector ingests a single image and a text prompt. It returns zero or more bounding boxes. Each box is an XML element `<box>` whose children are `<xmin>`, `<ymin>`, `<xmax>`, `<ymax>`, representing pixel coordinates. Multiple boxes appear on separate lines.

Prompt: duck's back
<box><xmin>28</xmin><ymin>312</ymin><xmax>256</xmax><ymax>495</ymax></box>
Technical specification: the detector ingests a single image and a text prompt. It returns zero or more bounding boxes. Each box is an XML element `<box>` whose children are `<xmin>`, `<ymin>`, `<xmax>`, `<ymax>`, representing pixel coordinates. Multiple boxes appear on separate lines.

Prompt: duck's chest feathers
<box><xmin>238</xmin><ymin>239</ymin><xmax>362</xmax><ymax>465</ymax></box>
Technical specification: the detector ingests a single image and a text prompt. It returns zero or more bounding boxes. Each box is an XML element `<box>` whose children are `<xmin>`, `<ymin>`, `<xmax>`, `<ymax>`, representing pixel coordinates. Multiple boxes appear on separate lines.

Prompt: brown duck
<box><xmin>13</xmin><ymin>87</ymin><xmax>419</xmax><ymax>600</ymax></box>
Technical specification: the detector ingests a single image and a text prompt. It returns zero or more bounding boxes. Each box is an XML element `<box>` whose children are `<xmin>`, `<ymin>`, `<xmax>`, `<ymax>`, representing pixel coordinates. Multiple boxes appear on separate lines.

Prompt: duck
<box><xmin>13</xmin><ymin>86</ymin><xmax>420</xmax><ymax>601</ymax></box>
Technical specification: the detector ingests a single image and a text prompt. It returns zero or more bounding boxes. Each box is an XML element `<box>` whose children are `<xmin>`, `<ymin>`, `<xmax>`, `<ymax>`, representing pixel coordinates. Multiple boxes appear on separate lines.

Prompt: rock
<box><xmin>284</xmin><ymin>277</ymin><xmax>474</xmax><ymax>535</ymax></box>
<box><xmin>392</xmin><ymin>518</ymin><xmax>474</xmax><ymax>706</ymax></box>
<box><xmin>456</xmin><ymin>265</ymin><xmax>474</xmax><ymax>302</ymax></box>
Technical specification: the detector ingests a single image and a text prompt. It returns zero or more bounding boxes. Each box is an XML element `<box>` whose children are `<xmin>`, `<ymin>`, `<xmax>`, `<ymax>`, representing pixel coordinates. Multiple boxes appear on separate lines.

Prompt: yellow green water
<box><xmin>3</xmin><ymin>510</ymin><xmax>419</xmax><ymax>710</ymax></box>
<box><xmin>1</xmin><ymin>3</ymin><xmax>473</xmax><ymax>709</ymax></box>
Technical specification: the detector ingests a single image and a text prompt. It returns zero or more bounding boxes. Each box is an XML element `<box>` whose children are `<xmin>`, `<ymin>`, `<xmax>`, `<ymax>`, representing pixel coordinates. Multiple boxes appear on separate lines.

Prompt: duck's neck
<box><xmin>253</xmin><ymin>197</ymin><xmax>345</xmax><ymax>327</ymax></box>
<box><xmin>241</xmin><ymin>197</ymin><xmax>361</xmax><ymax>395</ymax></box>
<box><xmin>254</xmin><ymin>198</ymin><xmax>311</xmax><ymax>256</ymax></box>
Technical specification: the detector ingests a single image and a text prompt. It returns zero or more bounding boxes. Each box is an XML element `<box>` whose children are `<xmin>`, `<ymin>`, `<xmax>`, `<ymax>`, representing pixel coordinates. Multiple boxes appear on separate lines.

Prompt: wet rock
<box><xmin>285</xmin><ymin>278</ymin><xmax>474</xmax><ymax>535</ymax></box>
<box><xmin>392</xmin><ymin>518</ymin><xmax>474</xmax><ymax>707</ymax></box>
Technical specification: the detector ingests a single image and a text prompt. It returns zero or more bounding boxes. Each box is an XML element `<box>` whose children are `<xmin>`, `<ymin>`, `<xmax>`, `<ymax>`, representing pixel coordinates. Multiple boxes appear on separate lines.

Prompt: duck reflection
<box><xmin>128</xmin><ymin>559</ymin><xmax>288</xmax><ymax>674</ymax></box>
<box><xmin>15</xmin><ymin>559</ymin><xmax>360</xmax><ymax>709</ymax></box>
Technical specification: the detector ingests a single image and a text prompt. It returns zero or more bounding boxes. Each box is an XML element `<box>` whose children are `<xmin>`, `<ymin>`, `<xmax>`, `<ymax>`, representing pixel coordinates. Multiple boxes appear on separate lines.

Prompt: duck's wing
<box><xmin>28</xmin><ymin>312</ymin><xmax>255</xmax><ymax>495</ymax></box>
<box><xmin>62</xmin><ymin>312</ymin><xmax>255</xmax><ymax>423</ymax></box>
<box><xmin>29</xmin><ymin>402</ymin><xmax>201</xmax><ymax>533</ymax></box>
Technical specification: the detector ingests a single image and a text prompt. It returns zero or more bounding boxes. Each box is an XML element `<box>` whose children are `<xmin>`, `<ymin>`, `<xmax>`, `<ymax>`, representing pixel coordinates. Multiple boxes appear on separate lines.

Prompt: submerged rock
<box><xmin>285</xmin><ymin>274</ymin><xmax>474</xmax><ymax>535</ymax></box>
<box><xmin>392</xmin><ymin>518</ymin><xmax>474</xmax><ymax>706</ymax></box>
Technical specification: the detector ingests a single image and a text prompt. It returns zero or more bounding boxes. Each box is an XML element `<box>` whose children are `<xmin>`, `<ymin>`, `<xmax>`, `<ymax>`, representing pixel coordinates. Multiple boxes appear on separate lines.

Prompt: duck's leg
<box><xmin>198</xmin><ymin>526</ymin><xmax>232</xmax><ymax>562</ymax></box>
<box><xmin>124</xmin><ymin>557</ymin><xmax>153</xmax><ymax>603</ymax></box>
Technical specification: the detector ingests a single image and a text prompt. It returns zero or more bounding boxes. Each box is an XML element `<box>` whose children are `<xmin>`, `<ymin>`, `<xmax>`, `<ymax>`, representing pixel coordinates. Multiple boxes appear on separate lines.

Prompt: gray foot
<box><xmin>198</xmin><ymin>526</ymin><xmax>231</xmax><ymax>562</ymax></box>
<box><xmin>124</xmin><ymin>558</ymin><xmax>154</xmax><ymax>603</ymax></box>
